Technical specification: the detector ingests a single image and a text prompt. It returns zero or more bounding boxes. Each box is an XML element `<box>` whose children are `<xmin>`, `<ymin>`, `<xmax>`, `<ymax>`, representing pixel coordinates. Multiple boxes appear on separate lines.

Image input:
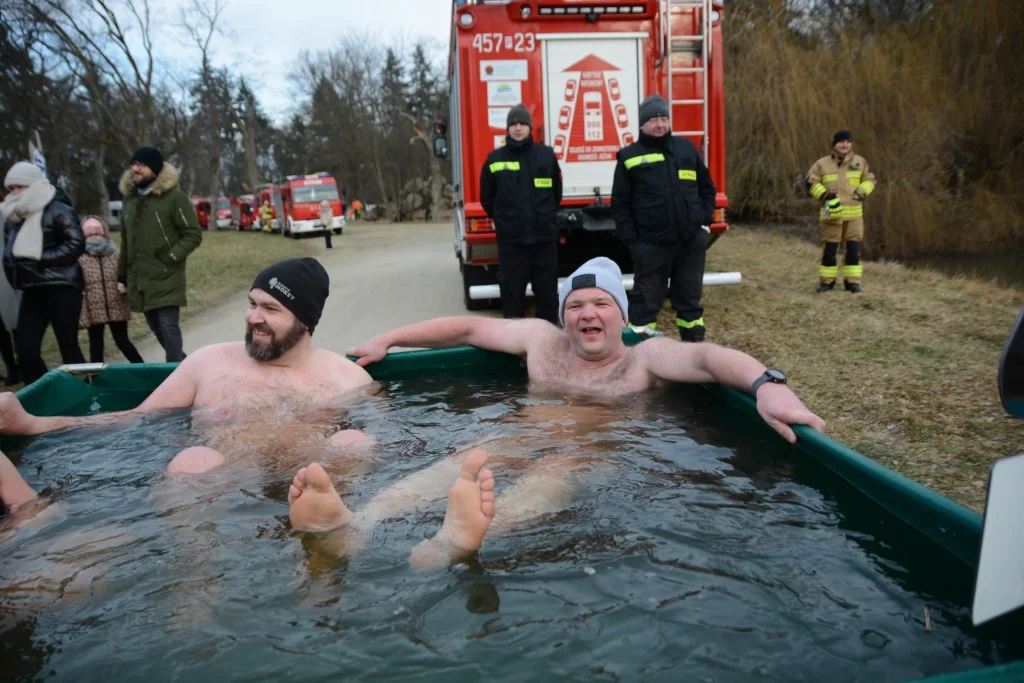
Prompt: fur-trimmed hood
<box><xmin>119</xmin><ymin>163</ymin><xmax>180</xmax><ymax>197</ymax></box>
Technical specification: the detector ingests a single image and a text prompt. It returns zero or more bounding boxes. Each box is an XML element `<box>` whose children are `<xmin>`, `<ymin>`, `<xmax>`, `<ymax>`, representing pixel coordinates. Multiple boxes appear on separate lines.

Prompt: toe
<box><xmin>304</xmin><ymin>463</ymin><xmax>333</xmax><ymax>493</ymax></box>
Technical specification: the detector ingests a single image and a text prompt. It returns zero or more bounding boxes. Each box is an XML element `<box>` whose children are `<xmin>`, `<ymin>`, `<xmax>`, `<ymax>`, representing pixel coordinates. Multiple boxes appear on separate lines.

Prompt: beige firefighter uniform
<box><xmin>807</xmin><ymin>152</ymin><xmax>876</xmax><ymax>285</ymax></box>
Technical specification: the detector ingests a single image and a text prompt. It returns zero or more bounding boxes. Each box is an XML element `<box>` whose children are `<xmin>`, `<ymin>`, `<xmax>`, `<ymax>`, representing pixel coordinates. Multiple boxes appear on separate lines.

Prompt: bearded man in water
<box><xmin>0</xmin><ymin>257</ymin><xmax>376</xmax><ymax>474</ymax></box>
<box><xmin>286</xmin><ymin>256</ymin><xmax>826</xmax><ymax>569</ymax></box>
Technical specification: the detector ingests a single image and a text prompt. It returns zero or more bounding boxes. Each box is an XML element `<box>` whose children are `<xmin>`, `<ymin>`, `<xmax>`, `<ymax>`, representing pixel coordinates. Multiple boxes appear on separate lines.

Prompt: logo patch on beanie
<box><xmin>571</xmin><ymin>274</ymin><xmax>596</xmax><ymax>290</ymax></box>
<box><xmin>268</xmin><ymin>277</ymin><xmax>295</xmax><ymax>300</ymax></box>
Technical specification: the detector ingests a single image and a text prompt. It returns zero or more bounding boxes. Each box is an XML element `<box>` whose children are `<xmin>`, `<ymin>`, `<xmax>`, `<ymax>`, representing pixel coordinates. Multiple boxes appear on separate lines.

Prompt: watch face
<box><xmin>767</xmin><ymin>369</ymin><xmax>787</xmax><ymax>382</ymax></box>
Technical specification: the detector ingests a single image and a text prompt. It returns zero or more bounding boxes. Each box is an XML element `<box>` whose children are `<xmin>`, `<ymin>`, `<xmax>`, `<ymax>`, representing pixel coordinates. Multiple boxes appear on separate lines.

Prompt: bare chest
<box><xmin>527</xmin><ymin>347</ymin><xmax>650</xmax><ymax>395</ymax></box>
<box><xmin>193</xmin><ymin>370</ymin><xmax>348</xmax><ymax>422</ymax></box>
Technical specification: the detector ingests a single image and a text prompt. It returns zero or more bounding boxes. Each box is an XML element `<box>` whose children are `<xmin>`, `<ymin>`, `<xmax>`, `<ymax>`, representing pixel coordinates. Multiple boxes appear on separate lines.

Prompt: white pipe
<box><xmin>468</xmin><ymin>272</ymin><xmax>742</xmax><ymax>300</ymax></box>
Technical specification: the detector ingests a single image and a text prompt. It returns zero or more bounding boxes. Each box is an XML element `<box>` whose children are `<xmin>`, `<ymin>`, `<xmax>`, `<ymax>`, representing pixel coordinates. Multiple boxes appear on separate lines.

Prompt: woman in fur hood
<box><xmin>79</xmin><ymin>216</ymin><xmax>144</xmax><ymax>364</ymax></box>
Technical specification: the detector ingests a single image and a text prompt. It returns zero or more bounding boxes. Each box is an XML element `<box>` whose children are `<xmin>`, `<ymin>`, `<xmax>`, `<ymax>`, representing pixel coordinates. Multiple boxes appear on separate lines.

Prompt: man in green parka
<box><xmin>117</xmin><ymin>146</ymin><xmax>202</xmax><ymax>362</ymax></box>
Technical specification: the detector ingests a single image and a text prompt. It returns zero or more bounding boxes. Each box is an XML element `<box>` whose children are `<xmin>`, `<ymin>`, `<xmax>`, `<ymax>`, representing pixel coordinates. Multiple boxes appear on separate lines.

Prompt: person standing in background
<box><xmin>612</xmin><ymin>95</ymin><xmax>716</xmax><ymax>341</ymax></box>
<box><xmin>479</xmin><ymin>103</ymin><xmax>562</xmax><ymax>324</ymax></box>
<box><xmin>78</xmin><ymin>216</ymin><xmax>144</xmax><ymax>364</ymax></box>
<box><xmin>118</xmin><ymin>146</ymin><xmax>202</xmax><ymax>362</ymax></box>
<box><xmin>320</xmin><ymin>199</ymin><xmax>334</xmax><ymax>249</ymax></box>
<box><xmin>806</xmin><ymin>130</ymin><xmax>877</xmax><ymax>293</ymax></box>
<box><xmin>0</xmin><ymin>161</ymin><xmax>86</xmax><ymax>385</ymax></box>
<box><xmin>0</xmin><ymin>219</ymin><xmax>20</xmax><ymax>385</ymax></box>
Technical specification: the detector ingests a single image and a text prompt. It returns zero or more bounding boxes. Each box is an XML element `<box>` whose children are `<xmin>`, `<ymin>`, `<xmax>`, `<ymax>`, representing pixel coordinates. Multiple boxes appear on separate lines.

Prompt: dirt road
<box><xmin>137</xmin><ymin>221</ymin><xmax>498</xmax><ymax>358</ymax></box>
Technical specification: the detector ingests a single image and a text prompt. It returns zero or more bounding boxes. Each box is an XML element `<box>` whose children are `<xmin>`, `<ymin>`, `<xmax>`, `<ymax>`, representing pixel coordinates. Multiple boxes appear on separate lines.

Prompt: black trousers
<box><xmin>628</xmin><ymin>231</ymin><xmax>708</xmax><ymax>331</ymax></box>
<box><xmin>87</xmin><ymin>321</ymin><xmax>145</xmax><ymax>364</ymax></box>
<box><xmin>496</xmin><ymin>240</ymin><xmax>559</xmax><ymax>324</ymax></box>
<box><xmin>144</xmin><ymin>306</ymin><xmax>184</xmax><ymax>362</ymax></box>
<box><xmin>17</xmin><ymin>287</ymin><xmax>86</xmax><ymax>385</ymax></box>
<box><xmin>0</xmin><ymin>327</ymin><xmax>16</xmax><ymax>376</ymax></box>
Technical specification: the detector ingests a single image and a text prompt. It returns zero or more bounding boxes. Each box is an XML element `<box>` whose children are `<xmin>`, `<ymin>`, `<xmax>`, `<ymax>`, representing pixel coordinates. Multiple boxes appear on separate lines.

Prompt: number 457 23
<box><xmin>472</xmin><ymin>33</ymin><xmax>536</xmax><ymax>53</ymax></box>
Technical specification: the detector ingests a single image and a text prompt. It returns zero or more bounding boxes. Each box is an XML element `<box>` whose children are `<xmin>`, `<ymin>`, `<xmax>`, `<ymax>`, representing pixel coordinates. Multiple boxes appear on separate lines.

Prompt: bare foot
<box><xmin>410</xmin><ymin>449</ymin><xmax>495</xmax><ymax>569</ymax></box>
<box><xmin>288</xmin><ymin>463</ymin><xmax>353</xmax><ymax>532</ymax></box>
<box><xmin>167</xmin><ymin>446</ymin><xmax>226</xmax><ymax>474</ymax></box>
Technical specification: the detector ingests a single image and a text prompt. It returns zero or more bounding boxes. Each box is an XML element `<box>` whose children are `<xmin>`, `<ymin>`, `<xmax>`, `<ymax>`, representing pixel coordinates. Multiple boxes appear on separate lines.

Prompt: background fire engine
<box><xmin>439</xmin><ymin>0</ymin><xmax>730</xmax><ymax>311</ymax></box>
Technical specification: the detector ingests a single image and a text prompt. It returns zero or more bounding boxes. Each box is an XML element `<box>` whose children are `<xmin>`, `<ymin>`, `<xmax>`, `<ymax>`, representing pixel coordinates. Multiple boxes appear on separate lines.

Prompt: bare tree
<box><xmin>180</xmin><ymin>0</ymin><xmax>229</xmax><ymax>197</ymax></box>
<box><xmin>26</xmin><ymin>0</ymin><xmax>161</xmax><ymax>150</ymax></box>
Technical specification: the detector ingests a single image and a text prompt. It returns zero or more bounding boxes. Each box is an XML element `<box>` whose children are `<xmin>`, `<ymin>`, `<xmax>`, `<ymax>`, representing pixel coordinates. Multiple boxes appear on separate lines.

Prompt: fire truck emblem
<box><xmin>558</xmin><ymin>54</ymin><xmax>624</xmax><ymax>163</ymax></box>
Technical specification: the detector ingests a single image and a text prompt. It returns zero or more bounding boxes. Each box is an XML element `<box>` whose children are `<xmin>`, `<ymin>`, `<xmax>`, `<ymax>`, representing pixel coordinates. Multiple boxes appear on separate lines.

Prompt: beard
<box><xmin>245</xmin><ymin>318</ymin><xmax>307</xmax><ymax>361</ymax></box>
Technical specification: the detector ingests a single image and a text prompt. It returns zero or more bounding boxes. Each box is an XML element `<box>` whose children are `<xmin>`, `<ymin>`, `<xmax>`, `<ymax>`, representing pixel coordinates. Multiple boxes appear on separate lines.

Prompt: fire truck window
<box><xmin>217</xmin><ymin>198</ymin><xmax>230</xmax><ymax>210</ymax></box>
<box><xmin>292</xmin><ymin>185</ymin><xmax>340</xmax><ymax>204</ymax></box>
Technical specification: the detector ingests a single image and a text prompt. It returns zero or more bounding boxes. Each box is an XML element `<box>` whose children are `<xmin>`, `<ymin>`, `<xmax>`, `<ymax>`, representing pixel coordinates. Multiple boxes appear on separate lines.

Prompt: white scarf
<box><xmin>0</xmin><ymin>179</ymin><xmax>56</xmax><ymax>261</ymax></box>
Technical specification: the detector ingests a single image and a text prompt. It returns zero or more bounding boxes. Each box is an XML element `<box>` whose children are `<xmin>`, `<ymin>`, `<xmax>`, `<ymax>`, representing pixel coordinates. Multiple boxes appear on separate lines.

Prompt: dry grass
<box><xmin>657</xmin><ymin>224</ymin><xmax>1024</xmax><ymax>511</ymax></box>
<box><xmin>723</xmin><ymin>0</ymin><xmax>1024</xmax><ymax>258</ymax></box>
<box><xmin>30</xmin><ymin>230</ymin><xmax>314</xmax><ymax>373</ymax></box>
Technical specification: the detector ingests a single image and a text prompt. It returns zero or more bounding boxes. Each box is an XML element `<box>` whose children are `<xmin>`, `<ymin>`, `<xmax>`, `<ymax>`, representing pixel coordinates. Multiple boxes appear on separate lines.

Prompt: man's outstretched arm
<box><xmin>636</xmin><ymin>338</ymin><xmax>826</xmax><ymax>443</ymax></box>
<box><xmin>346</xmin><ymin>317</ymin><xmax>554</xmax><ymax>367</ymax></box>
<box><xmin>0</xmin><ymin>354</ymin><xmax>202</xmax><ymax>436</ymax></box>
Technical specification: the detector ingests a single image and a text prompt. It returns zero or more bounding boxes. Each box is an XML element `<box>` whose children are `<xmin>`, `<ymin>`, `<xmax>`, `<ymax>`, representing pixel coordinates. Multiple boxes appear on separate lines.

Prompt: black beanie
<box><xmin>639</xmin><ymin>95</ymin><xmax>670</xmax><ymax>126</ymax></box>
<box><xmin>507</xmin><ymin>103</ymin><xmax>532</xmax><ymax>129</ymax></box>
<box><xmin>131</xmin><ymin>146</ymin><xmax>164</xmax><ymax>175</ymax></box>
<box><xmin>832</xmin><ymin>130</ymin><xmax>853</xmax><ymax>146</ymax></box>
<box><xmin>250</xmin><ymin>257</ymin><xmax>330</xmax><ymax>332</ymax></box>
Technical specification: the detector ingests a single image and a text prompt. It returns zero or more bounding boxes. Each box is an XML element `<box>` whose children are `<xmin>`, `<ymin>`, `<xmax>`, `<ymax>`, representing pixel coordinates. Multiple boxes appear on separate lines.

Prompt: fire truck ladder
<box><xmin>665</xmin><ymin>0</ymin><xmax>711</xmax><ymax>158</ymax></box>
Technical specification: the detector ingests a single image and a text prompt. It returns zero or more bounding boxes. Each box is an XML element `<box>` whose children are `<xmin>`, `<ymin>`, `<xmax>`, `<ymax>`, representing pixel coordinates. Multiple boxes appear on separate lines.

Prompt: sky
<box><xmin>154</xmin><ymin>0</ymin><xmax>453</xmax><ymax>124</ymax></box>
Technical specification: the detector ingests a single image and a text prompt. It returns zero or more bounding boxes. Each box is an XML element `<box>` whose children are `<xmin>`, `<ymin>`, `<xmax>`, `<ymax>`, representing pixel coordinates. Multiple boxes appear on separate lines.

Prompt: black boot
<box><xmin>678</xmin><ymin>326</ymin><xmax>706</xmax><ymax>343</ymax></box>
<box><xmin>816</xmin><ymin>281</ymin><xmax>836</xmax><ymax>293</ymax></box>
<box><xmin>845</xmin><ymin>282</ymin><xmax>862</xmax><ymax>293</ymax></box>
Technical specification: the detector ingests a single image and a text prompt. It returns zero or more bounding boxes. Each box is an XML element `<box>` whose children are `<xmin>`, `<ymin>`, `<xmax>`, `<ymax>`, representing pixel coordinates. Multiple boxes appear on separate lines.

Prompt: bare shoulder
<box><xmin>317</xmin><ymin>348</ymin><xmax>374</xmax><ymax>388</ymax></box>
<box><xmin>515</xmin><ymin>318</ymin><xmax>564</xmax><ymax>354</ymax></box>
<box><xmin>183</xmin><ymin>342</ymin><xmax>245</xmax><ymax>369</ymax></box>
<box><xmin>631</xmin><ymin>336</ymin><xmax>696</xmax><ymax>365</ymax></box>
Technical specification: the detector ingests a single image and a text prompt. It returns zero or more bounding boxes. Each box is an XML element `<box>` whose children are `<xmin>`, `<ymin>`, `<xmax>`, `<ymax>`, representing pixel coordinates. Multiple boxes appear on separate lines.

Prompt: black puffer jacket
<box><xmin>3</xmin><ymin>189</ymin><xmax>85</xmax><ymax>291</ymax></box>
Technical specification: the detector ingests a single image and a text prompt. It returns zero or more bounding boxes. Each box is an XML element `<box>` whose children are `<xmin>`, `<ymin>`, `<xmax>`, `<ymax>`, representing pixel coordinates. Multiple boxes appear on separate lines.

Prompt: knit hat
<box><xmin>832</xmin><ymin>130</ymin><xmax>853</xmax><ymax>146</ymax></box>
<box><xmin>558</xmin><ymin>257</ymin><xmax>629</xmax><ymax>326</ymax></box>
<box><xmin>250</xmin><ymin>257</ymin><xmax>330</xmax><ymax>332</ymax></box>
<box><xmin>639</xmin><ymin>95</ymin><xmax>670</xmax><ymax>127</ymax></box>
<box><xmin>507</xmin><ymin>103</ymin><xmax>532</xmax><ymax>129</ymax></box>
<box><xmin>82</xmin><ymin>216</ymin><xmax>108</xmax><ymax>238</ymax></box>
<box><xmin>4</xmin><ymin>161</ymin><xmax>44</xmax><ymax>190</ymax></box>
<box><xmin>130</xmin><ymin>146</ymin><xmax>164</xmax><ymax>175</ymax></box>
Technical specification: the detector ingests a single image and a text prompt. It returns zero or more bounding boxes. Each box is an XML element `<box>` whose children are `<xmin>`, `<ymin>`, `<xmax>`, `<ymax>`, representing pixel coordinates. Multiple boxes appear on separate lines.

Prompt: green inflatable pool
<box><xmin>8</xmin><ymin>338</ymin><xmax>1023</xmax><ymax>682</ymax></box>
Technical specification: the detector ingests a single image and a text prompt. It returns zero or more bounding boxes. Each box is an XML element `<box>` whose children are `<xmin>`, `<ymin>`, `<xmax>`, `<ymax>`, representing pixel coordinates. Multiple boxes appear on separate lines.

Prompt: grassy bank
<box><xmin>656</xmin><ymin>225</ymin><xmax>1024</xmax><ymax>512</ymax></box>
<box><xmin>31</xmin><ymin>230</ymin><xmax>314</xmax><ymax>372</ymax></box>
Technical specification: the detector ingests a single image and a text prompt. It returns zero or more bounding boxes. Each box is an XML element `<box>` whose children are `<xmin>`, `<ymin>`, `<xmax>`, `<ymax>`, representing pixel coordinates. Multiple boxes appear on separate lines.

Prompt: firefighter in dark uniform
<box><xmin>611</xmin><ymin>94</ymin><xmax>716</xmax><ymax>341</ymax></box>
<box><xmin>480</xmin><ymin>103</ymin><xmax>562</xmax><ymax>324</ymax></box>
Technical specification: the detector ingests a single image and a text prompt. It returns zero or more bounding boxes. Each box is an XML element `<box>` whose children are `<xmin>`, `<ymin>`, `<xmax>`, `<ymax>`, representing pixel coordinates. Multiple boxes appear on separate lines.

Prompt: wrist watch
<box><xmin>751</xmin><ymin>368</ymin><xmax>787</xmax><ymax>394</ymax></box>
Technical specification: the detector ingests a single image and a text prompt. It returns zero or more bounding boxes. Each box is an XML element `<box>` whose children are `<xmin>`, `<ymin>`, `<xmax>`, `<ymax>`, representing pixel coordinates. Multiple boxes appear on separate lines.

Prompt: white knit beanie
<box><xmin>4</xmin><ymin>161</ymin><xmax>44</xmax><ymax>190</ymax></box>
<box><xmin>558</xmin><ymin>257</ymin><xmax>629</xmax><ymax>325</ymax></box>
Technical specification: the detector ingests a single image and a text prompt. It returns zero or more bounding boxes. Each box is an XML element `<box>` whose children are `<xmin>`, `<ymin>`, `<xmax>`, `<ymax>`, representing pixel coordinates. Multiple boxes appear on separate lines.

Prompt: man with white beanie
<box><xmin>334</xmin><ymin>256</ymin><xmax>823</xmax><ymax>566</ymax></box>
<box><xmin>349</xmin><ymin>256</ymin><xmax>823</xmax><ymax>445</ymax></box>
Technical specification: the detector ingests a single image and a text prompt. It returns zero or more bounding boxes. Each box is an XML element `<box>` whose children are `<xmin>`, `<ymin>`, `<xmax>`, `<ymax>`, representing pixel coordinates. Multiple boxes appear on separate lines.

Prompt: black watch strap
<box><xmin>752</xmin><ymin>368</ymin><xmax>787</xmax><ymax>394</ymax></box>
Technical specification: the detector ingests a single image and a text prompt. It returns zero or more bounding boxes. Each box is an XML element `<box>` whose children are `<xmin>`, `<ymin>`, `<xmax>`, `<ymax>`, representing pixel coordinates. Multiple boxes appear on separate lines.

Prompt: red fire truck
<box><xmin>190</xmin><ymin>196</ymin><xmax>211</xmax><ymax>229</ymax></box>
<box><xmin>213</xmin><ymin>196</ymin><xmax>232</xmax><ymax>230</ymax></box>
<box><xmin>230</xmin><ymin>195</ymin><xmax>258</xmax><ymax>231</ymax></box>
<box><xmin>278</xmin><ymin>173</ymin><xmax>346</xmax><ymax>238</ymax></box>
<box><xmin>443</xmin><ymin>0</ymin><xmax>728</xmax><ymax>310</ymax></box>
